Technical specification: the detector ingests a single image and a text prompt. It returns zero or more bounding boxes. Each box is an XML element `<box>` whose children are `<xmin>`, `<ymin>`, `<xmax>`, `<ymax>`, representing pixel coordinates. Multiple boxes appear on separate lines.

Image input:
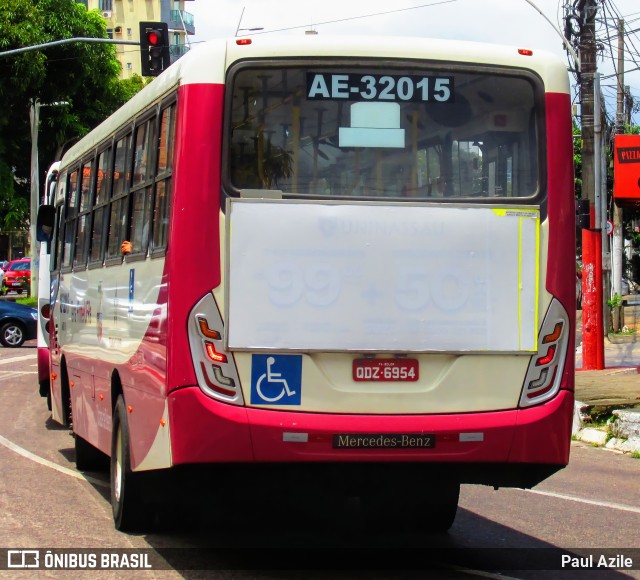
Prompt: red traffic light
<box><xmin>147</xmin><ymin>30</ymin><xmax>161</xmax><ymax>45</ymax></box>
<box><xmin>139</xmin><ymin>21</ymin><xmax>170</xmax><ymax>77</ymax></box>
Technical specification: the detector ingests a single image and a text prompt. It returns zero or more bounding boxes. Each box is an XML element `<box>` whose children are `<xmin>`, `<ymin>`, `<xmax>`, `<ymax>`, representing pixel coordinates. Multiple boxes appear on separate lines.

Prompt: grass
<box><xmin>609</xmin><ymin>328</ymin><xmax>637</xmax><ymax>336</ymax></box>
<box><xmin>16</xmin><ymin>295</ymin><xmax>37</xmax><ymax>308</ymax></box>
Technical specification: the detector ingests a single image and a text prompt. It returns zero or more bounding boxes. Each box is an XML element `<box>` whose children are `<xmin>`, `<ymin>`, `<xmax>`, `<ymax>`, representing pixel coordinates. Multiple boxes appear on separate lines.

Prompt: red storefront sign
<box><xmin>614</xmin><ymin>134</ymin><xmax>640</xmax><ymax>207</ymax></box>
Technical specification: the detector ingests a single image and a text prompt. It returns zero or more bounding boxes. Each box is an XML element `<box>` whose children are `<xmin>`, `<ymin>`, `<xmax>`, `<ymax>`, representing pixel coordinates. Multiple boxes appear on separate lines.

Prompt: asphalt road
<box><xmin>0</xmin><ymin>343</ymin><xmax>639</xmax><ymax>579</ymax></box>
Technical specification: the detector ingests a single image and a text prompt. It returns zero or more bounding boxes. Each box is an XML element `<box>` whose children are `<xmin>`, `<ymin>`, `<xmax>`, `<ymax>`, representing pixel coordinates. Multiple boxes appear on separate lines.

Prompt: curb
<box><xmin>573</xmin><ymin>401</ymin><xmax>640</xmax><ymax>454</ymax></box>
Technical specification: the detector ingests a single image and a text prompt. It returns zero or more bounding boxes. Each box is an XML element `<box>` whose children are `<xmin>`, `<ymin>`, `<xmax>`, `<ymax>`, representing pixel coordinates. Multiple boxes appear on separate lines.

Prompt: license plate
<box><xmin>353</xmin><ymin>358</ymin><xmax>419</xmax><ymax>382</ymax></box>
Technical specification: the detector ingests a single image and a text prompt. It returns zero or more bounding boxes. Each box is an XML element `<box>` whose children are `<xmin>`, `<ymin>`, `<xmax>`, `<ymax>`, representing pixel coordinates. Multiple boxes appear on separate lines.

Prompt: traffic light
<box><xmin>139</xmin><ymin>22</ymin><xmax>170</xmax><ymax>77</ymax></box>
<box><xmin>576</xmin><ymin>198</ymin><xmax>590</xmax><ymax>229</ymax></box>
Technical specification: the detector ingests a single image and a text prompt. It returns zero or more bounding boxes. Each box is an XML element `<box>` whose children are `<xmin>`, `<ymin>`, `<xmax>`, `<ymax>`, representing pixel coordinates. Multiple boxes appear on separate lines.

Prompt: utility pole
<box><xmin>612</xmin><ymin>18</ymin><xmax>625</xmax><ymax>331</ymax></box>
<box><xmin>29</xmin><ymin>99</ymin><xmax>40</xmax><ymax>297</ymax></box>
<box><xmin>578</xmin><ymin>0</ymin><xmax>605</xmax><ymax>369</ymax></box>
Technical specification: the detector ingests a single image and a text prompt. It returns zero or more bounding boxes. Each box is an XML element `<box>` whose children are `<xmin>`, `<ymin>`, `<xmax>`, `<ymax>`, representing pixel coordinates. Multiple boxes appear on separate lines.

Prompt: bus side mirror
<box><xmin>37</xmin><ymin>205</ymin><xmax>55</xmax><ymax>242</ymax></box>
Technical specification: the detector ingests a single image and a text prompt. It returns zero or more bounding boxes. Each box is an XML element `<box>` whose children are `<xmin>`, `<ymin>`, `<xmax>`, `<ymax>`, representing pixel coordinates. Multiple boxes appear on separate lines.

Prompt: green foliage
<box><xmin>573</xmin><ymin>122</ymin><xmax>582</xmax><ymax>199</ymax></box>
<box><xmin>607</xmin><ymin>293</ymin><xmax>622</xmax><ymax>310</ymax></box>
<box><xmin>0</xmin><ymin>0</ymin><xmax>145</xmax><ymax>230</ymax></box>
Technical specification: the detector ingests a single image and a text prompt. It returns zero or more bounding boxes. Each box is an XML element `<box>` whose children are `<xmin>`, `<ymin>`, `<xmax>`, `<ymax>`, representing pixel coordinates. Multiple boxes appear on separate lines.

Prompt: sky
<box><xmin>186</xmin><ymin>0</ymin><xmax>640</xmax><ymax>125</ymax></box>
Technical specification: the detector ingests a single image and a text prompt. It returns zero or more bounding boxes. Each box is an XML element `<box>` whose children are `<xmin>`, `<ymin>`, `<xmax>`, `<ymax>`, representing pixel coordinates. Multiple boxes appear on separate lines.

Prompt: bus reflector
<box><xmin>200</xmin><ymin>361</ymin><xmax>236</xmax><ymax>397</ymax></box>
<box><xmin>518</xmin><ymin>48</ymin><xmax>533</xmax><ymax>56</ymax></box>
<box><xmin>211</xmin><ymin>365</ymin><xmax>235</xmax><ymax>388</ymax></box>
<box><xmin>527</xmin><ymin>368</ymin><xmax>557</xmax><ymax>400</ymax></box>
<box><xmin>236</xmin><ymin>38</ymin><xmax>252</xmax><ymax>45</ymax></box>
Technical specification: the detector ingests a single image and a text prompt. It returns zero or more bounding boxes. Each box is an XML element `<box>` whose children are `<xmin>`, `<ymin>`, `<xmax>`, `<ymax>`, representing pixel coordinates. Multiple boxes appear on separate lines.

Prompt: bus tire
<box><xmin>110</xmin><ymin>396</ymin><xmax>150</xmax><ymax>531</ymax></box>
<box><xmin>75</xmin><ymin>433</ymin><xmax>108</xmax><ymax>472</ymax></box>
<box><xmin>420</xmin><ymin>480</ymin><xmax>460</xmax><ymax>532</ymax></box>
<box><xmin>361</xmin><ymin>476</ymin><xmax>460</xmax><ymax>533</ymax></box>
<box><xmin>39</xmin><ymin>379</ymin><xmax>52</xmax><ymax>411</ymax></box>
<box><xmin>60</xmin><ymin>363</ymin><xmax>72</xmax><ymax>427</ymax></box>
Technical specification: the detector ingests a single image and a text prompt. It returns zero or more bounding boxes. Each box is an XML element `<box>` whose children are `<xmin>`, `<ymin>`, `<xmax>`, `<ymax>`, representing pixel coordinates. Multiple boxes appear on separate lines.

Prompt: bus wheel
<box><xmin>419</xmin><ymin>480</ymin><xmax>460</xmax><ymax>532</ymax></box>
<box><xmin>60</xmin><ymin>364</ymin><xmax>72</xmax><ymax>428</ymax></box>
<box><xmin>75</xmin><ymin>433</ymin><xmax>108</xmax><ymax>472</ymax></box>
<box><xmin>361</xmin><ymin>477</ymin><xmax>460</xmax><ymax>533</ymax></box>
<box><xmin>110</xmin><ymin>396</ymin><xmax>150</xmax><ymax>531</ymax></box>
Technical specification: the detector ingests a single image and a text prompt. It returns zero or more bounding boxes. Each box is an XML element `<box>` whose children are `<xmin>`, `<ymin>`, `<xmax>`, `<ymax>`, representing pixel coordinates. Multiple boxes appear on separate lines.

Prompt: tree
<box><xmin>0</xmin><ymin>0</ymin><xmax>141</xmax><ymax>230</ymax></box>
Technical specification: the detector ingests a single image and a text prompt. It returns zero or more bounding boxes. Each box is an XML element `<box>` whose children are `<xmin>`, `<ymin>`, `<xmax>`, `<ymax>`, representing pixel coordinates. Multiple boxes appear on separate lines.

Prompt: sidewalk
<box><xmin>574</xmin><ymin>301</ymin><xmax>640</xmax><ymax>454</ymax></box>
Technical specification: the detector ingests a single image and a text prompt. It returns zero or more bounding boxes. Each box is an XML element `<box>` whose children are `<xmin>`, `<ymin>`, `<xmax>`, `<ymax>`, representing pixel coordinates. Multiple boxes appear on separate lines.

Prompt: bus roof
<box><xmin>60</xmin><ymin>34</ymin><xmax>570</xmax><ymax>169</ymax></box>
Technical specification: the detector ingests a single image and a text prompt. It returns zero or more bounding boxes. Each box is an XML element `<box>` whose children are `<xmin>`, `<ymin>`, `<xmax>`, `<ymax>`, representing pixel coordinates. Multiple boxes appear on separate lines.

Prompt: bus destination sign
<box><xmin>307</xmin><ymin>72</ymin><xmax>454</xmax><ymax>103</ymax></box>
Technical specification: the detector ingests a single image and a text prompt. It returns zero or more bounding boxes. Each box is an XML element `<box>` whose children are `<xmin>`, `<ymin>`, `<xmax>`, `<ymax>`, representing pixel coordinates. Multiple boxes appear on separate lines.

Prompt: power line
<box><xmin>238</xmin><ymin>0</ymin><xmax>459</xmax><ymax>36</ymax></box>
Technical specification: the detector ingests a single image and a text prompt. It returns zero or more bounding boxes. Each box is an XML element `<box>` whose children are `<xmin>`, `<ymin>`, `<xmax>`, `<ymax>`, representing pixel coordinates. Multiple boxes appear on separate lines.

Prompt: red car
<box><xmin>1</xmin><ymin>258</ymin><xmax>31</xmax><ymax>295</ymax></box>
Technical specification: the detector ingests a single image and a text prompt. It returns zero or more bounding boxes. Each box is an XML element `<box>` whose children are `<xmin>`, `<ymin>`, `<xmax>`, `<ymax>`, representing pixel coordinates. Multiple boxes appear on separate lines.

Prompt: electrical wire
<box><xmin>237</xmin><ymin>0</ymin><xmax>459</xmax><ymax>36</ymax></box>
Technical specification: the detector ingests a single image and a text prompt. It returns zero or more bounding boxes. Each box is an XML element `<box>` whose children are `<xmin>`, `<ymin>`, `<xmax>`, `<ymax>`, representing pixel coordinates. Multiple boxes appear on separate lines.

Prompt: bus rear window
<box><xmin>228</xmin><ymin>64</ymin><xmax>541</xmax><ymax>201</ymax></box>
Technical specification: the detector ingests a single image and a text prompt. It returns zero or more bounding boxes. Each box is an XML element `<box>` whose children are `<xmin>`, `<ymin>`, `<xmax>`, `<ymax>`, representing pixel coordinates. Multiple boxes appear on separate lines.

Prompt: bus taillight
<box><xmin>205</xmin><ymin>341</ymin><xmax>228</xmax><ymax>363</ymax></box>
<box><xmin>189</xmin><ymin>296</ymin><xmax>244</xmax><ymax>405</ymax></box>
<box><xmin>41</xmin><ymin>303</ymin><xmax>50</xmax><ymax>319</ymax></box>
<box><xmin>197</xmin><ymin>316</ymin><xmax>220</xmax><ymax>339</ymax></box>
<box><xmin>520</xmin><ymin>299</ymin><xmax>570</xmax><ymax>407</ymax></box>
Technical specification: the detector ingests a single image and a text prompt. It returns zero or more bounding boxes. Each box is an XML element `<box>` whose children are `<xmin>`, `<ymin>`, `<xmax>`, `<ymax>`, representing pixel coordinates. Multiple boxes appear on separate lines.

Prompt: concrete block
<box><xmin>572</xmin><ymin>400</ymin><xmax>590</xmax><ymax>435</ymax></box>
<box><xmin>578</xmin><ymin>427</ymin><xmax>608</xmax><ymax>446</ymax></box>
<box><xmin>618</xmin><ymin>437</ymin><xmax>640</xmax><ymax>453</ymax></box>
<box><xmin>605</xmin><ymin>436</ymin><xmax>640</xmax><ymax>453</ymax></box>
<box><xmin>605</xmin><ymin>437</ymin><xmax>624</xmax><ymax>450</ymax></box>
<box><xmin>611</xmin><ymin>410</ymin><xmax>640</xmax><ymax>439</ymax></box>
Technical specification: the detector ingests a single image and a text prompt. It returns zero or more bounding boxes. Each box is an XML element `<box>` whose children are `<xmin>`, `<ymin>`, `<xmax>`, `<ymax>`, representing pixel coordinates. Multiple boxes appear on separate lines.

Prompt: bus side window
<box><xmin>52</xmin><ymin>174</ymin><xmax>67</xmax><ymax>272</ymax></box>
<box><xmin>129</xmin><ymin>117</ymin><xmax>155</xmax><ymax>255</ymax></box>
<box><xmin>61</xmin><ymin>170</ymin><xmax>79</xmax><ymax>270</ymax></box>
<box><xmin>74</xmin><ymin>160</ymin><xmax>94</xmax><ymax>268</ymax></box>
<box><xmin>107</xmin><ymin>133</ymin><xmax>131</xmax><ymax>260</ymax></box>
<box><xmin>90</xmin><ymin>147</ymin><xmax>112</xmax><ymax>264</ymax></box>
<box><xmin>151</xmin><ymin>103</ymin><xmax>175</xmax><ymax>253</ymax></box>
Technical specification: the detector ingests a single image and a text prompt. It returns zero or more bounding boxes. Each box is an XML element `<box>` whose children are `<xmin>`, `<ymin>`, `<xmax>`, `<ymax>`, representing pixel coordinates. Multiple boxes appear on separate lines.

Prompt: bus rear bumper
<box><xmin>169</xmin><ymin>387</ymin><xmax>573</xmax><ymax>484</ymax></box>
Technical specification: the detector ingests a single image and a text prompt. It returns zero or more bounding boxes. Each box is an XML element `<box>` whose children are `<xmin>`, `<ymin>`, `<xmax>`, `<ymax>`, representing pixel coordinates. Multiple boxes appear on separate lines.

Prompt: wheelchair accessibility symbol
<box><xmin>251</xmin><ymin>354</ymin><xmax>302</xmax><ymax>405</ymax></box>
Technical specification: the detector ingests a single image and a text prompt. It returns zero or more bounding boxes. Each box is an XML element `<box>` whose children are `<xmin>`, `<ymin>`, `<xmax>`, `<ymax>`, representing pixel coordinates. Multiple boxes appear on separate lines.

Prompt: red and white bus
<box><xmin>38</xmin><ymin>34</ymin><xmax>575</xmax><ymax>531</ymax></box>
